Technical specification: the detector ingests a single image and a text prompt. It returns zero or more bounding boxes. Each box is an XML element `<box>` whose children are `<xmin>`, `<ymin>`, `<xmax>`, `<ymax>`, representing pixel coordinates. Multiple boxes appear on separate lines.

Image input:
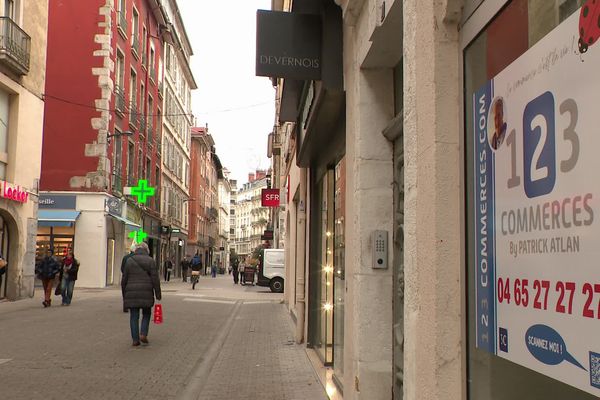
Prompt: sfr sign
<box><xmin>261</xmin><ymin>188</ymin><xmax>280</xmax><ymax>207</ymax></box>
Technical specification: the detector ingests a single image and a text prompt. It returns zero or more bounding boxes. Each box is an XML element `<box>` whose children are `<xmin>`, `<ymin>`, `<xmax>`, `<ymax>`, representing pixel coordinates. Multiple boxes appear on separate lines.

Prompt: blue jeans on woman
<box><xmin>129</xmin><ymin>307</ymin><xmax>151</xmax><ymax>342</ymax></box>
<box><xmin>61</xmin><ymin>277</ymin><xmax>75</xmax><ymax>305</ymax></box>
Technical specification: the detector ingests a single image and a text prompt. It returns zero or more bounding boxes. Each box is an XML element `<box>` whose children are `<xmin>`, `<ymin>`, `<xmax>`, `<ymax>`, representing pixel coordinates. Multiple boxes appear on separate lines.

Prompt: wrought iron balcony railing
<box><xmin>0</xmin><ymin>17</ymin><xmax>30</xmax><ymax>75</ymax></box>
<box><xmin>150</xmin><ymin>66</ymin><xmax>157</xmax><ymax>83</ymax></box>
<box><xmin>147</xmin><ymin>122</ymin><xmax>153</xmax><ymax>142</ymax></box>
<box><xmin>114</xmin><ymin>86</ymin><xmax>126</xmax><ymax>114</ymax></box>
<box><xmin>112</xmin><ymin>170</ymin><xmax>123</xmax><ymax>193</ymax></box>
<box><xmin>139</xmin><ymin>114</ymin><xmax>146</xmax><ymax>135</ymax></box>
<box><xmin>128</xmin><ymin>102</ymin><xmax>139</xmax><ymax>128</ymax></box>
<box><xmin>131</xmin><ymin>36</ymin><xmax>140</xmax><ymax>57</ymax></box>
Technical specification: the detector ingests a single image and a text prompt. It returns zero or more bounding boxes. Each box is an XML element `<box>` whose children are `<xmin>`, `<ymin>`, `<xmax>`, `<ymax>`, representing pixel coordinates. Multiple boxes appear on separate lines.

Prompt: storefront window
<box><xmin>333</xmin><ymin>157</ymin><xmax>346</xmax><ymax>382</ymax></box>
<box><xmin>36</xmin><ymin>226</ymin><xmax>74</xmax><ymax>263</ymax></box>
<box><xmin>465</xmin><ymin>1</ymin><xmax>594</xmax><ymax>398</ymax></box>
<box><xmin>313</xmin><ymin>170</ymin><xmax>334</xmax><ymax>363</ymax></box>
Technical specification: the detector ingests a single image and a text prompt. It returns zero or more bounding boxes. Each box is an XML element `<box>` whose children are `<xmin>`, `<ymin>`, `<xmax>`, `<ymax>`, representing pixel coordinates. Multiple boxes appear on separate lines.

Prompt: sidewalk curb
<box><xmin>175</xmin><ymin>300</ymin><xmax>242</xmax><ymax>400</ymax></box>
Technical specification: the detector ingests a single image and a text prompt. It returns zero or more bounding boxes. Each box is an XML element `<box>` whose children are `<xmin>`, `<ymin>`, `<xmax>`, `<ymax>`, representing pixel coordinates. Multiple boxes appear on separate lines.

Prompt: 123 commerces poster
<box><xmin>473</xmin><ymin>5</ymin><xmax>600</xmax><ymax>396</ymax></box>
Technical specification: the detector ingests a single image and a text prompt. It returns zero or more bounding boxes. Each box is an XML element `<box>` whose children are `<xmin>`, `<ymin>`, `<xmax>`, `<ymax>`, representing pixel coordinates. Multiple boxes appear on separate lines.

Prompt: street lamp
<box><xmin>107</xmin><ymin>130</ymin><xmax>133</xmax><ymax>143</ymax></box>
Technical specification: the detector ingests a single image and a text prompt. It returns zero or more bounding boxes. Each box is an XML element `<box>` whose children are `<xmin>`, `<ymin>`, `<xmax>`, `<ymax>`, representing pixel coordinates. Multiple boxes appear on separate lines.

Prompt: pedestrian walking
<box><xmin>60</xmin><ymin>251</ymin><xmax>80</xmax><ymax>306</ymax></box>
<box><xmin>239</xmin><ymin>262</ymin><xmax>245</xmax><ymax>285</ymax></box>
<box><xmin>120</xmin><ymin>243</ymin><xmax>136</xmax><ymax>312</ymax></box>
<box><xmin>0</xmin><ymin>251</ymin><xmax>6</xmax><ymax>293</ymax></box>
<box><xmin>232</xmin><ymin>260</ymin><xmax>239</xmax><ymax>284</ymax></box>
<box><xmin>211</xmin><ymin>263</ymin><xmax>217</xmax><ymax>278</ymax></box>
<box><xmin>163</xmin><ymin>257</ymin><xmax>173</xmax><ymax>282</ymax></box>
<box><xmin>180</xmin><ymin>255</ymin><xmax>190</xmax><ymax>283</ymax></box>
<box><xmin>35</xmin><ymin>249</ymin><xmax>60</xmax><ymax>307</ymax></box>
<box><xmin>121</xmin><ymin>242</ymin><xmax>161</xmax><ymax>347</ymax></box>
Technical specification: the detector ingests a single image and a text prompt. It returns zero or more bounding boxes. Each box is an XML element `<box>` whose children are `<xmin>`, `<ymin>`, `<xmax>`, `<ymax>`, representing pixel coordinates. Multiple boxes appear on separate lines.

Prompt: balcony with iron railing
<box><xmin>206</xmin><ymin>207</ymin><xmax>218</xmax><ymax>221</ymax></box>
<box><xmin>131</xmin><ymin>35</ymin><xmax>140</xmax><ymax>58</ymax></box>
<box><xmin>0</xmin><ymin>17</ymin><xmax>30</xmax><ymax>76</ymax></box>
<box><xmin>128</xmin><ymin>102</ymin><xmax>139</xmax><ymax>129</ymax></box>
<box><xmin>150</xmin><ymin>65</ymin><xmax>157</xmax><ymax>83</ymax></box>
<box><xmin>138</xmin><ymin>114</ymin><xmax>146</xmax><ymax>136</ymax></box>
<box><xmin>147</xmin><ymin>121</ymin><xmax>153</xmax><ymax>142</ymax></box>
<box><xmin>114</xmin><ymin>86</ymin><xmax>126</xmax><ymax>115</ymax></box>
<box><xmin>117</xmin><ymin>12</ymin><xmax>127</xmax><ymax>38</ymax></box>
<box><xmin>112</xmin><ymin>170</ymin><xmax>123</xmax><ymax>193</ymax></box>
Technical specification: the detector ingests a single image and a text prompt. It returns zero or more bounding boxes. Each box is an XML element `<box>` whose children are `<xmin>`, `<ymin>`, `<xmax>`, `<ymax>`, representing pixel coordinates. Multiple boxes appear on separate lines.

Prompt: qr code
<box><xmin>589</xmin><ymin>352</ymin><xmax>600</xmax><ymax>389</ymax></box>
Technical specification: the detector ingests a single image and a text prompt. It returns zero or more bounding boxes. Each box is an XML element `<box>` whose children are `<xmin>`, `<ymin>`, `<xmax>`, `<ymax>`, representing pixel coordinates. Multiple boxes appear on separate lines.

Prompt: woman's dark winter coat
<box><xmin>36</xmin><ymin>256</ymin><xmax>60</xmax><ymax>279</ymax></box>
<box><xmin>121</xmin><ymin>248</ymin><xmax>161</xmax><ymax>310</ymax></box>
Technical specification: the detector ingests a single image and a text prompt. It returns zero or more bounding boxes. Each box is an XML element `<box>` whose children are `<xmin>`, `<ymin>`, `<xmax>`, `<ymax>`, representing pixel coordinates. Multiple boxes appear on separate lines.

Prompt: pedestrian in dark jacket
<box><xmin>60</xmin><ymin>251</ymin><xmax>80</xmax><ymax>306</ymax></box>
<box><xmin>232</xmin><ymin>258</ymin><xmax>239</xmax><ymax>284</ymax></box>
<box><xmin>35</xmin><ymin>249</ymin><xmax>60</xmax><ymax>307</ymax></box>
<box><xmin>163</xmin><ymin>257</ymin><xmax>173</xmax><ymax>282</ymax></box>
<box><xmin>181</xmin><ymin>256</ymin><xmax>190</xmax><ymax>282</ymax></box>
<box><xmin>121</xmin><ymin>242</ymin><xmax>162</xmax><ymax>346</ymax></box>
<box><xmin>190</xmin><ymin>254</ymin><xmax>202</xmax><ymax>290</ymax></box>
<box><xmin>0</xmin><ymin>252</ymin><xmax>6</xmax><ymax>293</ymax></box>
<box><xmin>120</xmin><ymin>243</ymin><xmax>136</xmax><ymax>312</ymax></box>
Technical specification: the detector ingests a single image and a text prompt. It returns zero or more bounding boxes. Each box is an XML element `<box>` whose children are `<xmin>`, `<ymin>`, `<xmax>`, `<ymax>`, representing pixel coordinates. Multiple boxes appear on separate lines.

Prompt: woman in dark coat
<box><xmin>121</xmin><ymin>242</ymin><xmax>161</xmax><ymax>346</ymax></box>
<box><xmin>35</xmin><ymin>249</ymin><xmax>60</xmax><ymax>307</ymax></box>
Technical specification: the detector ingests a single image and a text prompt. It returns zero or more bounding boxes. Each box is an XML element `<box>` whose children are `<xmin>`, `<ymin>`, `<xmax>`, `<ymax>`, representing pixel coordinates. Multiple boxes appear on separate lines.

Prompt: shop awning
<box><xmin>38</xmin><ymin>210</ymin><xmax>81</xmax><ymax>227</ymax></box>
<box><xmin>108</xmin><ymin>213</ymin><xmax>141</xmax><ymax>228</ymax></box>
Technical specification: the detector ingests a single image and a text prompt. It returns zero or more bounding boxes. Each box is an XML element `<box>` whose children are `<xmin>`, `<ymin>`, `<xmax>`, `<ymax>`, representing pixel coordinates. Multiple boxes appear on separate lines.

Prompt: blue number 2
<box><xmin>523</xmin><ymin>91</ymin><xmax>556</xmax><ymax>198</ymax></box>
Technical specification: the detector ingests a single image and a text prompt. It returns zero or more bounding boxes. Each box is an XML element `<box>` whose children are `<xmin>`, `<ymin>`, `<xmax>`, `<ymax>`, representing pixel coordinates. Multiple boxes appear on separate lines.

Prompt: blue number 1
<box><xmin>523</xmin><ymin>91</ymin><xmax>556</xmax><ymax>198</ymax></box>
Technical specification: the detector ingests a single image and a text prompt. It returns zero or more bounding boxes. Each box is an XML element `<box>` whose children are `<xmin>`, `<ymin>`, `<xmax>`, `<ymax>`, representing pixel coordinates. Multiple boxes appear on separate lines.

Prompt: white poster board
<box><xmin>473</xmin><ymin>5</ymin><xmax>600</xmax><ymax>396</ymax></box>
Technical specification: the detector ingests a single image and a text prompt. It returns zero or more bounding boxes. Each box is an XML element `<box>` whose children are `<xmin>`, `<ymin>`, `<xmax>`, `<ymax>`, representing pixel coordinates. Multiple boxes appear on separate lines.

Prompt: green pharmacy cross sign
<box><xmin>129</xmin><ymin>229</ymin><xmax>147</xmax><ymax>244</ymax></box>
<box><xmin>129</xmin><ymin>179</ymin><xmax>156</xmax><ymax>204</ymax></box>
<box><xmin>124</xmin><ymin>179</ymin><xmax>156</xmax><ymax>244</ymax></box>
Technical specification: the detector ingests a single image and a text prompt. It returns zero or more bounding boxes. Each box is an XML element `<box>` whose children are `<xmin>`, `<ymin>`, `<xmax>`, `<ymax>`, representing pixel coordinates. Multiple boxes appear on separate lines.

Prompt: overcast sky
<box><xmin>177</xmin><ymin>0</ymin><xmax>275</xmax><ymax>186</ymax></box>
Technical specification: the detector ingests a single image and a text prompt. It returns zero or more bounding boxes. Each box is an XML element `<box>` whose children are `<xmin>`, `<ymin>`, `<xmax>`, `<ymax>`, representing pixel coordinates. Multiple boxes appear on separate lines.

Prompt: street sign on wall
<box><xmin>261</xmin><ymin>188</ymin><xmax>280</xmax><ymax>207</ymax></box>
<box><xmin>471</xmin><ymin>8</ymin><xmax>600</xmax><ymax>396</ymax></box>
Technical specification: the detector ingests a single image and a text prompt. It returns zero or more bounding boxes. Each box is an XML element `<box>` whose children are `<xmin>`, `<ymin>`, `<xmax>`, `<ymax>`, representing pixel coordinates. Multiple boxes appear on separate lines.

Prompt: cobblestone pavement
<box><xmin>0</xmin><ymin>275</ymin><xmax>327</xmax><ymax>400</ymax></box>
<box><xmin>190</xmin><ymin>302</ymin><xmax>328</xmax><ymax>400</ymax></box>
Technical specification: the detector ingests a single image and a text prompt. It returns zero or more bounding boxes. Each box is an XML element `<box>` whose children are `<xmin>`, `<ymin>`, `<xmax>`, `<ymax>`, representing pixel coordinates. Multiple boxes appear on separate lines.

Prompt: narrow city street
<box><xmin>0</xmin><ymin>275</ymin><xmax>327</xmax><ymax>400</ymax></box>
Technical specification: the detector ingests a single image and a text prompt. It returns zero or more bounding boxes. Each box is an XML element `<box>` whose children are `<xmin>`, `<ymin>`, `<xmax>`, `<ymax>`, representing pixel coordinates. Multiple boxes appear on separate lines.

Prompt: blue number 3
<box><xmin>523</xmin><ymin>91</ymin><xmax>556</xmax><ymax>198</ymax></box>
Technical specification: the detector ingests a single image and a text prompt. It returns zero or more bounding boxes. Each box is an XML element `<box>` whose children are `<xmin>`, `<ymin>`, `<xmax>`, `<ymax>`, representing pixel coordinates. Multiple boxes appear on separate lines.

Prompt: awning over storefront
<box><xmin>108</xmin><ymin>213</ymin><xmax>141</xmax><ymax>228</ymax></box>
<box><xmin>38</xmin><ymin>210</ymin><xmax>81</xmax><ymax>227</ymax></box>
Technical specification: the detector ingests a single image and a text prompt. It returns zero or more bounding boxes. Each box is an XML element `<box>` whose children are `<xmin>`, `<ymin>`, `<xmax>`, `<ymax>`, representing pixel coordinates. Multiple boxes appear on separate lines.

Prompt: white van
<box><xmin>257</xmin><ymin>248</ymin><xmax>285</xmax><ymax>293</ymax></box>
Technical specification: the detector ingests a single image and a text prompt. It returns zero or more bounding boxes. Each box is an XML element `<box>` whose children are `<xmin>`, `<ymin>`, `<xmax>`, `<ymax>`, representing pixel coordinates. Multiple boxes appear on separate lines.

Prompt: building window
<box><xmin>131</xmin><ymin>7</ymin><xmax>139</xmax><ymax>55</ymax></box>
<box><xmin>137</xmin><ymin>149</ymin><xmax>143</xmax><ymax>181</ymax></box>
<box><xmin>309</xmin><ymin>169</ymin><xmax>335</xmax><ymax>364</ymax></box>
<box><xmin>127</xmin><ymin>141</ymin><xmax>134</xmax><ymax>186</ymax></box>
<box><xmin>113</xmin><ymin>128</ymin><xmax>123</xmax><ymax>192</ymax></box>
<box><xmin>0</xmin><ymin>89</ymin><xmax>9</xmax><ymax>180</ymax></box>
<box><xmin>464</xmin><ymin>1</ymin><xmax>593</xmax><ymax>399</ymax></box>
<box><xmin>129</xmin><ymin>69</ymin><xmax>136</xmax><ymax>109</ymax></box>
<box><xmin>4</xmin><ymin>0</ymin><xmax>17</xmax><ymax>22</ymax></box>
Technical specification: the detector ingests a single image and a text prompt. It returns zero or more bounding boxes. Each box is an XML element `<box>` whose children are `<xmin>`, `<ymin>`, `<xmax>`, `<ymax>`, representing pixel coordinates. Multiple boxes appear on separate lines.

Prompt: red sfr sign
<box><xmin>261</xmin><ymin>188</ymin><xmax>280</xmax><ymax>207</ymax></box>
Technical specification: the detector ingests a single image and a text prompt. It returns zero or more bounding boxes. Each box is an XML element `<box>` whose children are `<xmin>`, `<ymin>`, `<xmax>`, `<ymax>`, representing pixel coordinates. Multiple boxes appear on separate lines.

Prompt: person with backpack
<box><xmin>190</xmin><ymin>253</ymin><xmax>202</xmax><ymax>290</ymax></box>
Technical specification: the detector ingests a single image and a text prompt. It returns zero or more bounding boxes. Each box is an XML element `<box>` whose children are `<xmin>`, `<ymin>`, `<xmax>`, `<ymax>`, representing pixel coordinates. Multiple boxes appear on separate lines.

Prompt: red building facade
<box><xmin>189</xmin><ymin>126</ymin><xmax>215</xmax><ymax>269</ymax></box>
<box><xmin>40</xmin><ymin>0</ymin><xmax>169</xmax><ymax>287</ymax></box>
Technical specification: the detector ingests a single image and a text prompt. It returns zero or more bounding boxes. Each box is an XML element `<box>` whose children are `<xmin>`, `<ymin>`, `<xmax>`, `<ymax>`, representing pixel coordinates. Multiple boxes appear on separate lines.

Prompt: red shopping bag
<box><xmin>153</xmin><ymin>303</ymin><xmax>163</xmax><ymax>324</ymax></box>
